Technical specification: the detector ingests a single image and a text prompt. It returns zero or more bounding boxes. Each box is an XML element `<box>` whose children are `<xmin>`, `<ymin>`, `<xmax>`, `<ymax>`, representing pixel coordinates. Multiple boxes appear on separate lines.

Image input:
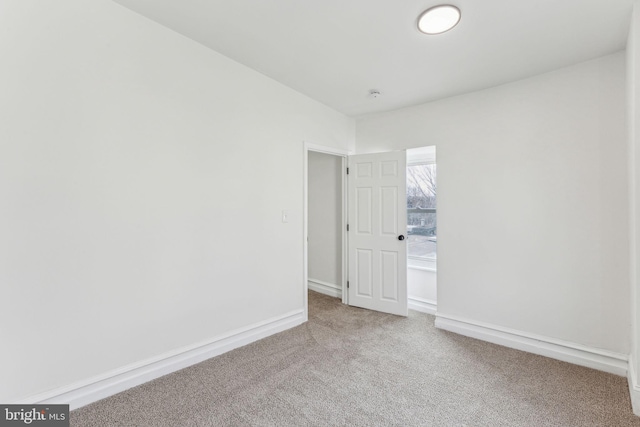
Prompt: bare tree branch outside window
<box><xmin>407</xmin><ymin>164</ymin><xmax>436</xmax><ymax>205</ymax></box>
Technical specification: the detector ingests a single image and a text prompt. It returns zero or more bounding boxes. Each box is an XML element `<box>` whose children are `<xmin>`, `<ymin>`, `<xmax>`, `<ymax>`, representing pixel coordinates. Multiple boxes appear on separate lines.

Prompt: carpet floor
<box><xmin>71</xmin><ymin>291</ymin><xmax>640</xmax><ymax>426</ymax></box>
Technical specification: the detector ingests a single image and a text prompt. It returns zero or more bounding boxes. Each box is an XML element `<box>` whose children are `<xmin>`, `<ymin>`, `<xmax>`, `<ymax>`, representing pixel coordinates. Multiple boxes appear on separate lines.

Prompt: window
<box><xmin>407</xmin><ymin>162</ymin><xmax>436</xmax><ymax>270</ymax></box>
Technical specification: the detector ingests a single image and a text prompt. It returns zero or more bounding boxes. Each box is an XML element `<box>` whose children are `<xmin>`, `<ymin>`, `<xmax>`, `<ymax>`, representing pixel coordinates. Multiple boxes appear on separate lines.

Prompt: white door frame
<box><xmin>303</xmin><ymin>141</ymin><xmax>351</xmax><ymax>321</ymax></box>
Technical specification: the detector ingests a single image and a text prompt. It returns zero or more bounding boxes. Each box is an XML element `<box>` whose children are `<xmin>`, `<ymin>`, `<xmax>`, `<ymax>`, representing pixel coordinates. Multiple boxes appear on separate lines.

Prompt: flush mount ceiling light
<box><xmin>417</xmin><ymin>5</ymin><xmax>461</xmax><ymax>35</ymax></box>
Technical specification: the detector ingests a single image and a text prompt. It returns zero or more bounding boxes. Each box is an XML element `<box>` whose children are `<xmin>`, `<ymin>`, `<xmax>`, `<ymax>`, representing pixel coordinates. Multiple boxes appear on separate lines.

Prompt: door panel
<box><xmin>356</xmin><ymin>249</ymin><xmax>373</xmax><ymax>297</ymax></box>
<box><xmin>356</xmin><ymin>188</ymin><xmax>372</xmax><ymax>234</ymax></box>
<box><xmin>348</xmin><ymin>151</ymin><xmax>407</xmax><ymax>316</ymax></box>
<box><xmin>380</xmin><ymin>187</ymin><xmax>398</xmax><ymax>235</ymax></box>
<box><xmin>380</xmin><ymin>251</ymin><xmax>398</xmax><ymax>301</ymax></box>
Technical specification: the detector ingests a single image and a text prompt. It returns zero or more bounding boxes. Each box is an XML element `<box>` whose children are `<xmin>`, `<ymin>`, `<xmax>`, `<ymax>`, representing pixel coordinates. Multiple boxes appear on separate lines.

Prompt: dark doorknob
<box><xmin>398</xmin><ymin>235</ymin><xmax>405</xmax><ymax>241</ymax></box>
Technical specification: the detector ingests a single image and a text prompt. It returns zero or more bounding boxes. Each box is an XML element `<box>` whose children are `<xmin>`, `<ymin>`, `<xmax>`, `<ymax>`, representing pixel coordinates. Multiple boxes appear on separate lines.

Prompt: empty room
<box><xmin>4</xmin><ymin>0</ymin><xmax>640</xmax><ymax>425</ymax></box>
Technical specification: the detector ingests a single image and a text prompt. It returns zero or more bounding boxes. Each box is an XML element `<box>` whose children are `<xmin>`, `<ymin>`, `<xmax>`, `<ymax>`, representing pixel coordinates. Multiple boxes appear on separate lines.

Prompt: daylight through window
<box><xmin>407</xmin><ymin>163</ymin><xmax>436</xmax><ymax>269</ymax></box>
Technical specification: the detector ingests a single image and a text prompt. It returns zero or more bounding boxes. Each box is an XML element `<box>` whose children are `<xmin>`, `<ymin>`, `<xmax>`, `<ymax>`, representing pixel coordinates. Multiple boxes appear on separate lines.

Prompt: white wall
<box><xmin>408</xmin><ymin>269</ymin><xmax>437</xmax><ymax>302</ymax></box>
<box><xmin>308</xmin><ymin>151</ymin><xmax>343</xmax><ymax>293</ymax></box>
<box><xmin>627</xmin><ymin>0</ymin><xmax>640</xmax><ymax>412</ymax></box>
<box><xmin>356</xmin><ymin>52</ymin><xmax>629</xmax><ymax>354</ymax></box>
<box><xmin>0</xmin><ymin>0</ymin><xmax>354</xmax><ymax>403</ymax></box>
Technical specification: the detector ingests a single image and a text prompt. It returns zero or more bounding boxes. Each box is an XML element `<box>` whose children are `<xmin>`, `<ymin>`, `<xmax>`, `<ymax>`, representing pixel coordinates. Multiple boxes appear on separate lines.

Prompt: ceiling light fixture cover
<box><xmin>417</xmin><ymin>5</ymin><xmax>461</xmax><ymax>35</ymax></box>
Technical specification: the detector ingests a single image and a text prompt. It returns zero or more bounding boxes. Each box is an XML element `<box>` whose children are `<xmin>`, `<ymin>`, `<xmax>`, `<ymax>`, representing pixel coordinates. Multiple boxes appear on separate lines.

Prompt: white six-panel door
<box><xmin>348</xmin><ymin>151</ymin><xmax>407</xmax><ymax>316</ymax></box>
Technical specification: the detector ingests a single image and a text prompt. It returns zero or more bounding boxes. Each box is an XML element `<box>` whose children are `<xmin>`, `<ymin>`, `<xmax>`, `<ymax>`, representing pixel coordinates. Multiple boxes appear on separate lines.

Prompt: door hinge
<box><xmin>346</xmin><ymin>167</ymin><xmax>349</xmax><ymax>175</ymax></box>
<box><xmin>346</xmin><ymin>224</ymin><xmax>349</xmax><ymax>231</ymax></box>
<box><xmin>347</xmin><ymin>281</ymin><xmax>350</xmax><ymax>289</ymax></box>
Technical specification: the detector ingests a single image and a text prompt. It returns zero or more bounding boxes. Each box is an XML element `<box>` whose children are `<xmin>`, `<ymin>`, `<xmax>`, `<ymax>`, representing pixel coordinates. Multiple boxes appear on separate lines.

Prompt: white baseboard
<box><xmin>629</xmin><ymin>354</ymin><xmax>640</xmax><ymax>415</ymax></box>
<box><xmin>435</xmin><ymin>313</ymin><xmax>628</xmax><ymax>376</ymax></box>
<box><xmin>16</xmin><ymin>309</ymin><xmax>305</xmax><ymax>410</ymax></box>
<box><xmin>308</xmin><ymin>278</ymin><xmax>342</xmax><ymax>298</ymax></box>
<box><xmin>408</xmin><ymin>296</ymin><xmax>437</xmax><ymax>315</ymax></box>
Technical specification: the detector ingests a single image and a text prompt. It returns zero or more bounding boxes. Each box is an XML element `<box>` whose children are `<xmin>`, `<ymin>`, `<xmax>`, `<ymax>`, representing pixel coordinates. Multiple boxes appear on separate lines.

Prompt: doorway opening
<box><xmin>303</xmin><ymin>143</ymin><xmax>349</xmax><ymax>321</ymax></box>
<box><xmin>303</xmin><ymin>144</ymin><xmax>436</xmax><ymax>319</ymax></box>
<box><xmin>406</xmin><ymin>146</ymin><xmax>437</xmax><ymax>314</ymax></box>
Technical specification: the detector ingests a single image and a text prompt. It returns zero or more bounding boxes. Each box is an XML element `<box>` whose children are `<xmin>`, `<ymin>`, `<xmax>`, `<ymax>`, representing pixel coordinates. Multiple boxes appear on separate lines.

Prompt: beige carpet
<box><xmin>71</xmin><ymin>291</ymin><xmax>640</xmax><ymax>426</ymax></box>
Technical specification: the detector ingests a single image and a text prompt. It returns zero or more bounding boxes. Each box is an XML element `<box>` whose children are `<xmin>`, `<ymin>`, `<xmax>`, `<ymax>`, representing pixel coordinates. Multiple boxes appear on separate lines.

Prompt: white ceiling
<box><xmin>113</xmin><ymin>0</ymin><xmax>632</xmax><ymax>117</ymax></box>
